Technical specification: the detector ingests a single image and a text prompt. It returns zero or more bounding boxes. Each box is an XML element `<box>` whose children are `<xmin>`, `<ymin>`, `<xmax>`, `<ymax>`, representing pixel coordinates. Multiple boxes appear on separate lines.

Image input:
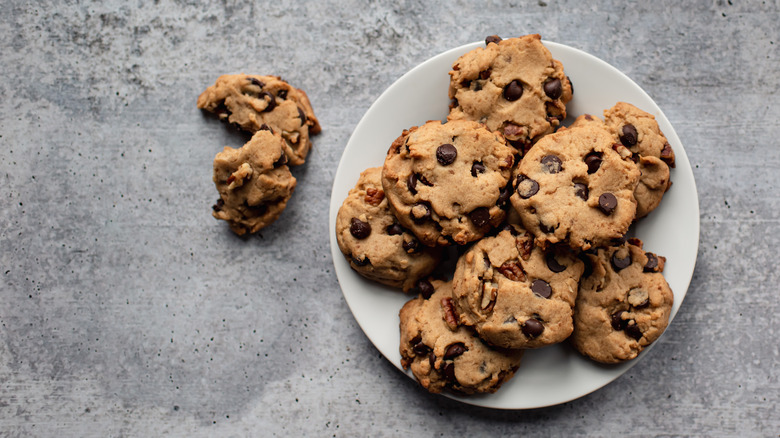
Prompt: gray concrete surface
<box><xmin>1</xmin><ymin>1</ymin><xmax>777</xmax><ymax>436</ymax></box>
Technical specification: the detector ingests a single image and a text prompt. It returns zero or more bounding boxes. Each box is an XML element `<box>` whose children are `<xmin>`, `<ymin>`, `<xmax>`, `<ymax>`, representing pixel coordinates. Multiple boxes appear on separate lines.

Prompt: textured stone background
<box><xmin>1</xmin><ymin>1</ymin><xmax>777</xmax><ymax>436</ymax></box>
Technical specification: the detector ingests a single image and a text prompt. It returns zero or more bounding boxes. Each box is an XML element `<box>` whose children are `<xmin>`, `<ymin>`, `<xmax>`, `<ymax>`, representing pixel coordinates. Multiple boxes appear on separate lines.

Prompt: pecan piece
<box><xmin>364</xmin><ymin>187</ymin><xmax>385</xmax><ymax>206</ymax></box>
<box><xmin>498</xmin><ymin>261</ymin><xmax>525</xmax><ymax>281</ymax></box>
<box><xmin>441</xmin><ymin>297</ymin><xmax>459</xmax><ymax>331</ymax></box>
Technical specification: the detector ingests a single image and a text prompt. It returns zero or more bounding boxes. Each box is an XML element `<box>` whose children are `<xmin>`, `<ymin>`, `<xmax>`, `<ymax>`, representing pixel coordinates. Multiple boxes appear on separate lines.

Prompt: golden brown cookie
<box><xmin>211</xmin><ymin>129</ymin><xmax>296</xmax><ymax>235</ymax></box>
<box><xmin>448</xmin><ymin>34</ymin><xmax>572</xmax><ymax>153</ymax></box>
<box><xmin>197</xmin><ymin>74</ymin><xmax>320</xmax><ymax>166</ymax></box>
<box><xmin>335</xmin><ymin>167</ymin><xmax>441</xmax><ymax>292</ymax></box>
<box><xmin>399</xmin><ymin>280</ymin><xmax>523</xmax><ymax>394</ymax></box>
<box><xmin>452</xmin><ymin>224</ymin><xmax>583</xmax><ymax>349</ymax></box>
<box><xmin>572</xmin><ymin>239</ymin><xmax>674</xmax><ymax>363</ymax></box>
<box><xmin>382</xmin><ymin>119</ymin><xmax>515</xmax><ymax>247</ymax></box>
<box><xmin>509</xmin><ymin>122</ymin><xmax>640</xmax><ymax>250</ymax></box>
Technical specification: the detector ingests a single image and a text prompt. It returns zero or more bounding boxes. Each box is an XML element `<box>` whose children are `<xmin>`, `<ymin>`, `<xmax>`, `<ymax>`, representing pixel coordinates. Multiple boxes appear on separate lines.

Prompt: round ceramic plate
<box><xmin>328</xmin><ymin>41</ymin><xmax>699</xmax><ymax>409</ymax></box>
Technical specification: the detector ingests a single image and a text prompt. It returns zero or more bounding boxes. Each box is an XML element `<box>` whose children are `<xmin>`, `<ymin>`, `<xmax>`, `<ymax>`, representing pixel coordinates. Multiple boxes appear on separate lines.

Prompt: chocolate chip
<box><xmin>297</xmin><ymin>107</ymin><xmax>307</xmax><ymax>125</ymax></box>
<box><xmin>471</xmin><ymin>162</ymin><xmax>486</xmax><ymax>177</ymax></box>
<box><xmin>386</xmin><ymin>223</ymin><xmax>404</xmax><ymax>235</ymax></box>
<box><xmin>460</xmin><ymin>79</ymin><xmax>471</xmax><ymax>88</ymax></box>
<box><xmin>541</xmin><ymin>155</ymin><xmax>562</xmax><ymax>174</ymax></box>
<box><xmin>611</xmin><ymin>311</ymin><xmax>628</xmax><ymax>330</ymax></box>
<box><xmin>543</xmin><ymin>78</ymin><xmax>562</xmax><ymax>99</ymax></box>
<box><xmin>402</xmin><ymin>237</ymin><xmax>420</xmax><ymax>253</ymax></box>
<box><xmin>349</xmin><ymin>218</ymin><xmax>371</xmax><ymax>239</ymax></box>
<box><xmin>497</xmin><ymin>183</ymin><xmax>512</xmax><ymax>206</ymax></box>
<box><xmin>259</xmin><ymin>91</ymin><xmax>276</xmax><ymax>112</ymax></box>
<box><xmin>248</xmin><ymin>77</ymin><xmax>264</xmax><ymax>88</ymax></box>
<box><xmin>444</xmin><ymin>343</ymin><xmax>467</xmax><ymax>360</ymax></box>
<box><xmin>584</xmin><ymin>152</ymin><xmax>602</xmax><ymax>174</ymax></box>
<box><xmin>277</xmin><ymin>89</ymin><xmax>288</xmax><ymax>99</ymax></box>
<box><xmin>429</xmin><ymin>352</ymin><xmax>436</xmax><ymax>369</ymax></box>
<box><xmin>212</xmin><ymin>198</ymin><xmax>224</xmax><ymax>212</ymax></box>
<box><xmin>611</xmin><ymin>251</ymin><xmax>631</xmax><ymax>271</ymax></box>
<box><xmin>407</xmin><ymin>173</ymin><xmax>418</xmax><ymax>195</ymax></box>
<box><xmin>661</xmin><ymin>142</ymin><xmax>675</xmax><ymax>167</ymax></box>
<box><xmin>546</xmin><ymin>253</ymin><xmax>566</xmax><ymax>273</ymax></box>
<box><xmin>625</xmin><ymin>323</ymin><xmax>642</xmax><ymax>340</ymax></box>
<box><xmin>574</xmin><ymin>183</ymin><xmax>589</xmax><ymax>201</ymax></box>
<box><xmin>539</xmin><ymin>222</ymin><xmax>556</xmax><ymax>234</ymax></box>
<box><xmin>469</xmin><ymin>207</ymin><xmax>491</xmax><ymax>228</ymax></box>
<box><xmin>273</xmin><ymin>153</ymin><xmax>288</xmax><ymax>168</ymax></box>
<box><xmin>479</xmin><ymin>68</ymin><xmax>492</xmax><ymax>80</ymax></box>
<box><xmin>503</xmin><ymin>80</ymin><xmax>523</xmax><ymax>101</ymax></box>
<box><xmin>644</xmin><ymin>252</ymin><xmax>659</xmax><ymax>272</ymax></box>
<box><xmin>521</xmin><ymin>318</ymin><xmax>544</xmax><ymax>338</ymax></box>
<box><xmin>259</xmin><ymin>123</ymin><xmax>273</xmax><ymax>132</ymax></box>
<box><xmin>620</xmin><ymin>124</ymin><xmax>638</xmax><ymax>147</ymax></box>
<box><xmin>443</xmin><ymin>362</ymin><xmax>456</xmax><ymax>382</ymax></box>
<box><xmin>412</xmin><ymin>339</ymin><xmax>430</xmax><ymax>356</ymax></box>
<box><xmin>531</xmin><ymin>279</ymin><xmax>552</xmax><ymax>299</ymax></box>
<box><xmin>351</xmin><ymin>255</ymin><xmax>370</xmax><ymax>266</ymax></box>
<box><xmin>416</xmin><ymin>279</ymin><xmax>434</xmax><ymax>299</ymax></box>
<box><xmin>436</xmin><ymin>143</ymin><xmax>457</xmax><ymax>165</ymax></box>
<box><xmin>411</xmin><ymin>202</ymin><xmax>431</xmax><ymax>224</ymax></box>
<box><xmin>515</xmin><ymin>175</ymin><xmax>539</xmax><ymax>199</ymax></box>
<box><xmin>485</xmin><ymin>35</ymin><xmax>502</xmax><ymax>45</ymax></box>
<box><xmin>598</xmin><ymin>193</ymin><xmax>618</xmax><ymax>215</ymax></box>
<box><xmin>579</xmin><ymin>254</ymin><xmax>594</xmax><ymax>278</ymax></box>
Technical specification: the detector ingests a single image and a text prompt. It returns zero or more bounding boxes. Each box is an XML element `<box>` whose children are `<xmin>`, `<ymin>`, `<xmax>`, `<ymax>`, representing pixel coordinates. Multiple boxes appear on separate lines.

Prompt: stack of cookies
<box><xmin>335</xmin><ymin>34</ymin><xmax>676</xmax><ymax>395</ymax></box>
<box><xmin>198</xmin><ymin>74</ymin><xmax>320</xmax><ymax>235</ymax></box>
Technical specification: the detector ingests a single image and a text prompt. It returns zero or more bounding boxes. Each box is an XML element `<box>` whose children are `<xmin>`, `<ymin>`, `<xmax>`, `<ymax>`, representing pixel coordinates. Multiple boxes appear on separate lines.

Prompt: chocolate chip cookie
<box><xmin>602</xmin><ymin>102</ymin><xmax>675</xmax><ymax>218</ymax></box>
<box><xmin>448</xmin><ymin>34</ymin><xmax>573</xmax><ymax>153</ymax></box>
<box><xmin>211</xmin><ymin>129</ymin><xmax>296</xmax><ymax>235</ymax></box>
<box><xmin>572</xmin><ymin>238</ymin><xmax>674</xmax><ymax>363</ymax></box>
<box><xmin>399</xmin><ymin>280</ymin><xmax>523</xmax><ymax>394</ymax></box>
<box><xmin>336</xmin><ymin>167</ymin><xmax>442</xmax><ymax>291</ymax></box>
<box><xmin>197</xmin><ymin>74</ymin><xmax>321</xmax><ymax>166</ymax></box>
<box><xmin>509</xmin><ymin>122</ymin><xmax>640</xmax><ymax>250</ymax></box>
<box><xmin>382</xmin><ymin>119</ymin><xmax>515</xmax><ymax>247</ymax></box>
<box><xmin>451</xmin><ymin>224</ymin><xmax>584</xmax><ymax>349</ymax></box>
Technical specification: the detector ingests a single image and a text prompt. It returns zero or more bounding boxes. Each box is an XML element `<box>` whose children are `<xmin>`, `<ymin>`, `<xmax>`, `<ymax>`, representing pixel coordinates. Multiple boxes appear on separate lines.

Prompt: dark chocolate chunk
<box><xmin>485</xmin><ymin>35</ymin><xmax>502</xmax><ymax>45</ymax></box>
<box><xmin>248</xmin><ymin>77</ymin><xmax>264</xmax><ymax>88</ymax></box>
<box><xmin>349</xmin><ymin>218</ymin><xmax>371</xmax><ymax>239</ymax></box>
<box><xmin>444</xmin><ymin>343</ymin><xmax>467</xmax><ymax>360</ymax></box>
<box><xmin>611</xmin><ymin>311</ymin><xmax>628</xmax><ymax>330</ymax></box>
<box><xmin>644</xmin><ymin>252</ymin><xmax>659</xmax><ymax>272</ymax></box>
<box><xmin>620</xmin><ymin>124</ymin><xmax>638</xmax><ymax>147</ymax></box>
<box><xmin>351</xmin><ymin>255</ymin><xmax>370</xmax><ymax>266</ymax></box>
<box><xmin>277</xmin><ymin>89</ymin><xmax>288</xmax><ymax>99</ymax></box>
<box><xmin>531</xmin><ymin>279</ymin><xmax>552</xmax><ymax>299</ymax></box>
<box><xmin>411</xmin><ymin>202</ymin><xmax>431</xmax><ymax>224</ymax></box>
<box><xmin>471</xmin><ymin>162</ymin><xmax>486</xmax><ymax>177</ymax></box>
<box><xmin>503</xmin><ymin>80</ymin><xmax>524</xmax><ymax>101</ymax></box>
<box><xmin>543</xmin><ymin>78</ymin><xmax>562</xmax><ymax>99</ymax></box>
<box><xmin>598</xmin><ymin>193</ymin><xmax>618</xmax><ymax>215</ymax></box>
<box><xmin>611</xmin><ymin>251</ymin><xmax>632</xmax><ymax>271</ymax></box>
<box><xmin>386</xmin><ymin>223</ymin><xmax>404</xmax><ymax>235</ymax></box>
<box><xmin>625</xmin><ymin>322</ymin><xmax>642</xmax><ymax>340</ymax></box>
<box><xmin>574</xmin><ymin>182</ymin><xmax>589</xmax><ymax>200</ymax></box>
<box><xmin>521</xmin><ymin>318</ymin><xmax>544</xmax><ymax>338</ymax></box>
<box><xmin>436</xmin><ymin>143</ymin><xmax>457</xmax><ymax>165</ymax></box>
<box><xmin>402</xmin><ymin>237</ymin><xmax>420</xmax><ymax>253</ymax></box>
<box><xmin>259</xmin><ymin>91</ymin><xmax>276</xmax><ymax>112</ymax></box>
<box><xmin>541</xmin><ymin>155</ymin><xmax>562</xmax><ymax>174</ymax></box>
<box><xmin>443</xmin><ymin>362</ymin><xmax>456</xmax><ymax>382</ymax></box>
<box><xmin>584</xmin><ymin>152</ymin><xmax>602</xmax><ymax>174</ymax></box>
<box><xmin>416</xmin><ymin>279</ymin><xmax>434</xmax><ymax>299</ymax></box>
<box><xmin>546</xmin><ymin>253</ymin><xmax>566</xmax><ymax>273</ymax></box>
<box><xmin>468</xmin><ymin>207</ymin><xmax>491</xmax><ymax>228</ymax></box>
<box><xmin>407</xmin><ymin>173</ymin><xmax>418</xmax><ymax>195</ymax></box>
<box><xmin>515</xmin><ymin>175</ymin><xmax>539</xmax><ymax>199</ymax></box>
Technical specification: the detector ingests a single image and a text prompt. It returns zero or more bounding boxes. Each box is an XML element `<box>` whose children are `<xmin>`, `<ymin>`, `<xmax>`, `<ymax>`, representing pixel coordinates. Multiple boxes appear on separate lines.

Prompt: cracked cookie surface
<box><xmin>197</xmin><ymin>74</ymin><xmax>321</xmax><ymax>166</ymax></box>
<box><xmin>448</xmin><ymin>34</ymin><xmax>572</xmax><ymax>153</ymax></box>
<box><xmin>399</xmin><ymin>280</ymin><xmax>523</xmax><ymax>394</ymax></box>
<box><xmin>572</xmin><ymin>239</ymin><xmax>674</xmax><ymax>363</ymax></box>
<box><xmin>509</xmin><ymin>122</ymin><xmax>640</xmax><ymax>250</ymax></box>
<box><xmin>382</xmin><ymin>119</ymin><xmax>515</xmax><ymax>247</ymax></box>
<box><xmin>452</xmin><ymin>224</ymin><xmax>583</xmax><ymax>349</ymax></box>
<box><xmin>211</xmin><ymin>129</ymin><xmax>296</xmax><ymax>235</ymax></box>
<box><xmin>336</xmin><ymin>167</ymin><xmax>441</xmax><ymax>292</ymax></box>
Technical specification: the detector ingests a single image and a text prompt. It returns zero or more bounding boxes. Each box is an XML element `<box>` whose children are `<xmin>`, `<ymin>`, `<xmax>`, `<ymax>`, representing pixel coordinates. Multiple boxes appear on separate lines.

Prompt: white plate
<box><xmin>328</xmin><ymin>41</ymin><xmax>699</xmax><ymax>409</ymax></box>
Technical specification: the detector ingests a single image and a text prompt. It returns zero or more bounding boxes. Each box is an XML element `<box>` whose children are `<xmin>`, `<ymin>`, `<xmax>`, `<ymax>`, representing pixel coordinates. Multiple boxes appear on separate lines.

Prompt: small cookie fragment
<box><xmin>602</xmin><ymin>102</ymin><xmax>674</xmax><ymax>218</ymax></box>
<box><xmin>448</xmin><ymin>34</ymin><xmax>573</xmax><ymax>153</ymax></box>
<box><xmin>212</xmin><ymin>129</ymin><xmax>296</xmax><ymax>235</ymax></box>
<box><xmin>509</xmin><ymin>121</ymin><xmax>640</xmax><ymax>250</ymax></box>
<box><xmin>399</xmin><ymin>280</ymin><xmax>523</xmax><ymax>394</ymax></box>
<box><xmin>572</xmin><ymin>239</ymin><xmax>674</xmax><ymax>363</ymax></box>
<box><xmin>382</xmin><ymin>119</ymin><xmax>515</xmax><ymax>246</ymax></box>
<box><xmin>451</xmin><ymin>224</ymin><xmax>584</xmax><ymax>349</ymax></box>
<box><xmin>335</xmin><ymin>167</ymin><xmax>441</xmax><ymax>291</ymax></box>
<box><xmin>197</xmin><ymin>74</ymin><xmax>321</xmax><ymax>165</ymax></box>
